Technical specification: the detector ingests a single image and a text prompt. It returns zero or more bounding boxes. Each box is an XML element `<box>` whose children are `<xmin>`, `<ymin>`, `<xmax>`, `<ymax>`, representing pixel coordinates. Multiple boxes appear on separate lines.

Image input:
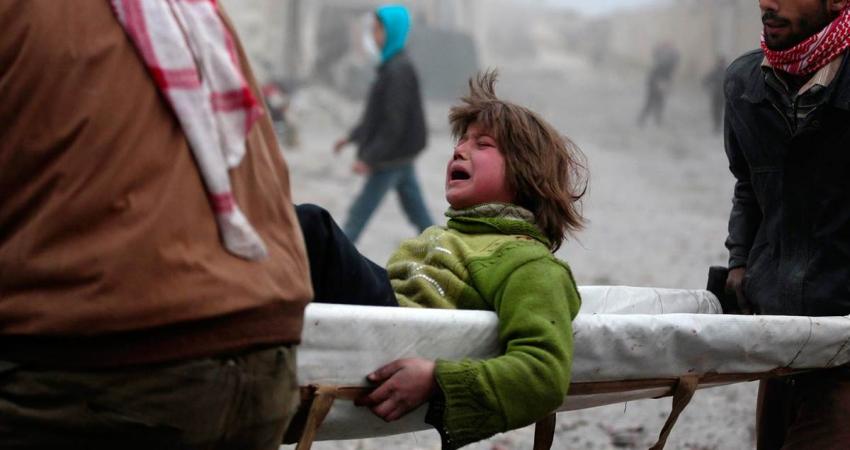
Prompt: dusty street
<box><xmin>281</xmin><ymin>56</ymin><xmax>757</xmax><ymax>449</ymax></box>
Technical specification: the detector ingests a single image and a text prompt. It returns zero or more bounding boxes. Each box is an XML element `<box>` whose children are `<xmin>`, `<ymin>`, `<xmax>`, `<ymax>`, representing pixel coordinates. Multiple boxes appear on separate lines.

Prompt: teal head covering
<box><xmin>376</xmin><ymin>4</ymin><xmax>411</xmax><ymax>63</ymax></box>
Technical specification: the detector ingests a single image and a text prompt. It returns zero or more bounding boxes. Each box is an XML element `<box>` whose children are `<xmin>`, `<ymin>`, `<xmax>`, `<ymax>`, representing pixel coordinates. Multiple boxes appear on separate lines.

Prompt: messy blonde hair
<box><xmin>448</xmin><ymin>70</ymin><xmax>587</xmax><ymax>251</ymax></box>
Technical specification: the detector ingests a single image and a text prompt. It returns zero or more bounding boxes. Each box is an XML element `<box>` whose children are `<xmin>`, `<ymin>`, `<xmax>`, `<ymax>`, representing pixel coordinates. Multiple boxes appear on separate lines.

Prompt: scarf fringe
<box><xmin>110</xmin><ymin>0</ymin><xmax>267</xmax><ymax>260</ymax></box>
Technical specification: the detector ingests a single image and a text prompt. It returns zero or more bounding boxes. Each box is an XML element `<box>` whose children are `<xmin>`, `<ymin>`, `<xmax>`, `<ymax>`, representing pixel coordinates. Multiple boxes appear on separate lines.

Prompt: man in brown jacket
<box><xmin>0</xmin><ymin>2</ymin><xmax>313</xmax><ymax>449</ymax></box>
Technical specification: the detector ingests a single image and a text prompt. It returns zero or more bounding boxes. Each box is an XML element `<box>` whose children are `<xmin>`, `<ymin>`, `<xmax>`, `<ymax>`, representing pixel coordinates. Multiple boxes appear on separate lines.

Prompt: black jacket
<box><xmin>724</xmin><ymin>50</ymin><xmax>850</xmax><ymax>316</ymax></box>
<box><xmin>349</xmin><ymin>51</ymin><xmax>427</xmax><ymax>170</ymax></box>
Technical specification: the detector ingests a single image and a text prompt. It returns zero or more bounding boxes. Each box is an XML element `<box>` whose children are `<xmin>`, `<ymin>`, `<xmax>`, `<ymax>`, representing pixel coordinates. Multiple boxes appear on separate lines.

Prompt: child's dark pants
<box><xmin>296</xmin><ymin>204</ymin><xmax>397</xmax><ymax>307</ymax></box>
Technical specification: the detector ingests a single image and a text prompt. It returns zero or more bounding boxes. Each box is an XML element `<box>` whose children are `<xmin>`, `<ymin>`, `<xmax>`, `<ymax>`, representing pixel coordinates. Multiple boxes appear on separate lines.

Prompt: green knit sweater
<box><xmin>387</xmin><ymin>203</ymin><xmax>581</xmax><ymax>449</ymax></box>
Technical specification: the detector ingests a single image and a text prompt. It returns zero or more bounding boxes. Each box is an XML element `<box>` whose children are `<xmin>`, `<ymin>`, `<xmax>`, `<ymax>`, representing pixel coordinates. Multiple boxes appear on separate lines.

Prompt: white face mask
<box><xmin>362</xmin><ymin>31</ymin><xmax>381</xmax><ymax>63</ymax></box>
<box><xmin>360</xmin><ymin>14</ymin><xmax>381</xmax><ymax>64</ymax></box>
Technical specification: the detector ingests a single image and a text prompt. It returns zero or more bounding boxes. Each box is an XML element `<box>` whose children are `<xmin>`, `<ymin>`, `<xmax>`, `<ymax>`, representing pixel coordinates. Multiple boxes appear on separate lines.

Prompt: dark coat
<box><xmin>724</xmin><ymin>49</ymin><xmax>850</xmax><ymax>316</ymax></box>
<box><xmin>349</xmin><ymin>51</ymin><xmax>427</xmax><ymax>170</ymax></box>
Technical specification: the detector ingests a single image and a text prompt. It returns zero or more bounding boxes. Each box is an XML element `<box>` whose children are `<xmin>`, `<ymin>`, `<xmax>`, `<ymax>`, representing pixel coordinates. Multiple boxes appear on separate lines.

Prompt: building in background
<box><xmin>222</xmin><ymin>0</ymin><xmax>484</xmax><ymax>100</ymax></box>
<box><xmin>222</xmin><ymin>0</ymin><xmax>762</xmax><ymax>98</ymax></box>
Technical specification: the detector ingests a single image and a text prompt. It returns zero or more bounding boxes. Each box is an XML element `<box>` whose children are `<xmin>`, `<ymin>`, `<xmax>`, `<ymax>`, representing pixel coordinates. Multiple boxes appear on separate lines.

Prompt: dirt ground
<box><xmin>280</xmin><ymin>57</ymin><xmax>758</xmax><ymax>449</ymax></box>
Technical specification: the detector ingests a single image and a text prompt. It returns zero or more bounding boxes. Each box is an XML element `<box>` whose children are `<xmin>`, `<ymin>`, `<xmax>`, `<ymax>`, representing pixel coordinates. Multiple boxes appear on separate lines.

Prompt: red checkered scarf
<box><xmin>110</xmin><ymin>0</ymin><xmax>267</xmax><ymax>260</ymax></box>
<box><xmin>761</xmin><ymin>6</ymin><xmax>850</xmax><ymax>76</ymax></box>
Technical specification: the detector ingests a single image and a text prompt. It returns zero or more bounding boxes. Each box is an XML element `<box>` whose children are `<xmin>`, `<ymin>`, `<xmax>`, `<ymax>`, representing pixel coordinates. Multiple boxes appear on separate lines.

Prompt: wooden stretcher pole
<box><xmin>565</xmin><ymin>368</ymin><xmax>803</xmax><ymax>397</ymax></box>
<box><xmin>648</xmin><ymin>375</ymin><xmax>699</xmax><ymax>450</ymax></box>
<box><xmin>295</xmin><ymin>386</ymin><xmax>340</xmax><ymax>450</ymax></box>
<box><xmin>533</xmin><ymin>413</ymin><xmax>557</xmax><ymax>450</ymax></box>
<box><xmin>292</xmin><ymin>369</ymin><xmax>808</xmax><ymax>448</ymax></box>
<box><xmin>294</xmin><ymin>386</ymin><xmax>372</xmax><ymax>450</ymax></box>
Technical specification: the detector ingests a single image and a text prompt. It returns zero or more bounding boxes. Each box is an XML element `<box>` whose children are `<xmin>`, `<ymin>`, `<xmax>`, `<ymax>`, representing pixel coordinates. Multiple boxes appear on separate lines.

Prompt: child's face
<box><xmin>445</xmin><ymin>123</ymin><xmax>515</xmax><ymax>209</ymax></box>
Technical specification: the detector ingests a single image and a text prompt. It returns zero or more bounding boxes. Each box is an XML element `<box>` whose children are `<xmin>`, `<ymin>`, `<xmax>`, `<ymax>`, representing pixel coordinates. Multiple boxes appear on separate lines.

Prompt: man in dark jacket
<box><xmin>723</xmin><ymin>0</ymin><xmax>850</xmax><ymax>448</ymax></box>
<box><xmin>334</xmin><ymin>4</ymin><xmax>433</xmax><ymax>243</ymax></box>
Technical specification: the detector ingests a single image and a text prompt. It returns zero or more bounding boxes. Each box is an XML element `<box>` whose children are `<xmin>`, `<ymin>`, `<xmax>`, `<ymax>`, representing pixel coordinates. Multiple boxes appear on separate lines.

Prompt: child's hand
<box><xmin>354</xmin><ymin>358</ymin><xmax>437</xmax><ymax>422</ymax></box>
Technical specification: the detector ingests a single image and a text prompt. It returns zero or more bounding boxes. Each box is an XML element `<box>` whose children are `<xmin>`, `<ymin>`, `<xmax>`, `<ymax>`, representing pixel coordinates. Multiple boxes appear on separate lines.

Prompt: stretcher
<box><xmin>290</xmin><ymin>286</ymin><xmax>850</xmax><ymax>449</ymax></box>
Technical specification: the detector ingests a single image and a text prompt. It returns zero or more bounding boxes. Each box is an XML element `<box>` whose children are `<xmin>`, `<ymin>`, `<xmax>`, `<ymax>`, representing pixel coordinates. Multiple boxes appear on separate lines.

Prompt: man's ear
<box><xmin>828</xmin><ymin>0</ymin><xmax>849</xmax><ymax>14</ymax></box>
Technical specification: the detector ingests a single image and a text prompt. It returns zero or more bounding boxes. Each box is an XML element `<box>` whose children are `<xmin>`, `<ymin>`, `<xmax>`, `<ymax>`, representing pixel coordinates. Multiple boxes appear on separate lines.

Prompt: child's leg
<box><xmin>296</xmin><ymin>204</ymin><xmax>397</xmax><ymax>307</ymax></box>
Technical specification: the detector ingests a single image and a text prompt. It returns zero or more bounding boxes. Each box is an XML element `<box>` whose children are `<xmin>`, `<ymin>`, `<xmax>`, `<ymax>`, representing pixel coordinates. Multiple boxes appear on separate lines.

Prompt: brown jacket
<box><xmin>0</xmin><ymin>1</ymin><xmax>313</xmax><ymax>367</ymax></box>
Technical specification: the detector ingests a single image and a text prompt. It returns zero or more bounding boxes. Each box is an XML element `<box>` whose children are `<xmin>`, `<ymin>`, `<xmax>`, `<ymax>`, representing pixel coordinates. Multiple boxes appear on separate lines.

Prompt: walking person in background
<box><xmin>722</xmin><ymin>0</ymin><xmax>850</xmax><ymax>448</ymax></box>
<box><xmin>263</xmin><ymin>81</ymin><xmax>301</xmax><ymax>149</ymax></box>
<box><xmin>637</xmin><ymin>41</ymin><xmax>680</xmax><ymax>127</ymax></box>
<box><xmin>0</xmin><ymin>1</ymin><xmax>312</xmax><ymax>448</ymax></box>
<box><xmin>702</xmin><ymin>55</ymin><xmax>727</xmax><ymax>133</ymax></box>
<box><xmin>334</xmin><ymin>4</ymin><xmax>433</xmax><ymax>243</ymax></box>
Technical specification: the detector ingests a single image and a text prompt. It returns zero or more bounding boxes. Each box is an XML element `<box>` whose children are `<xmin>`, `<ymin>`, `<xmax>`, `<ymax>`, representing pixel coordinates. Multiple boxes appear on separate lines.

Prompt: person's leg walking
<box><xmin>654</xmin><ymin>92</ymin><xmax>666</xmax><ymax>126</ymax></box>
<box><xmin>343</xmin><ymin>169</ymin><xmax>397</xmax><ymax>243</ymax></box>
<box><xmin>395</xmin><ymin>164</ymin><xmax>434</xmax><ymax>233</ymax></box>
<box><xmin>297</xmin><ymin>204</ymin><xmax>396</xmax><ymax>307</ymax></box>
<box><xmin>711</xmin><ymin>97</ymin><xmax>723</xmax><ymax>133</ymax></box>
<box><xmin>637</xmin><ymin>78</ymin><xmax>655</xmax><ymax>127</ymax></box>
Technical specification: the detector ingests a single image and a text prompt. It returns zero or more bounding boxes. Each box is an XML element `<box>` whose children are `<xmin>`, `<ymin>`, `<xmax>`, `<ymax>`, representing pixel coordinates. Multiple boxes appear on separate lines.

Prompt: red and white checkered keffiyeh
<box><xmin>110</xmin><ymin>0</ymin><xmax>267</xmax><ymax>260</ymax></box>
<box><xmin>762</xmin><ymin>6</ymin><xmax>850</xmax><ymax>76</ymax></box>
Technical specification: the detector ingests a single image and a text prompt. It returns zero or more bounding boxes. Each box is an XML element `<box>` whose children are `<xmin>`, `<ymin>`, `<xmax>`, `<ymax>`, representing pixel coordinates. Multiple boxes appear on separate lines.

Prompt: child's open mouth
<box><xmin>450</xmin><ymin>169</ymin><xmax>470</xmax><ymax>181</ymax></box>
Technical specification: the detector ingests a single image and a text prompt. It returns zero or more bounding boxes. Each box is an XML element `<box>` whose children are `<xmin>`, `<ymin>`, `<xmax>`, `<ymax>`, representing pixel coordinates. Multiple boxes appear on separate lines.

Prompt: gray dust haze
<box><xmin>225</xmin><ymin>1</ymin><xmax>764</xmax><ymax>448</ymax></box>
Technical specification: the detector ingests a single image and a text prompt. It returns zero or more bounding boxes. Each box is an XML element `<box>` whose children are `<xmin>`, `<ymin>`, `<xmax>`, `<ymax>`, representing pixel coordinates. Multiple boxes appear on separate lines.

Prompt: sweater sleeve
<box><xmin>428</xmin><ymin>257</ymin><xmax>580</xmax><ymax>449</ymax></box>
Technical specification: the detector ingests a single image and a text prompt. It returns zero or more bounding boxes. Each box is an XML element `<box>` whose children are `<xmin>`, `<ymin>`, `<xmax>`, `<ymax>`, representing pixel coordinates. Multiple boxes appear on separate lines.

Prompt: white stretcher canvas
<box><xmin>297</xmin><ymin>286</ymin><xmax>850</xmax><ymax>441</ymax></box>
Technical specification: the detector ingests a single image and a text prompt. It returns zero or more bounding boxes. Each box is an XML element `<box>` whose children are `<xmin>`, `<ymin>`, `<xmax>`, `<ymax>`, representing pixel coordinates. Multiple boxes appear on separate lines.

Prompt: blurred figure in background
<box><xmin>637</xmin><ymin>41</ymin><xmax>680</xmax><ymax>127</ymax></box>
<box><xmin>722</xmin><ymin>0</ymin><xmax>850</xmax><ymax>448</ymax></box>
<box><xmin>333</xmin><ymin>4</ymin><xmax>433</xmax><ymax>244</ymax></box>
<box><xmin>263</xmin><ymin>81</ymin><xmax>301</xmax><ymax>149</ymax></box>
<box><xmin>702</xmin><ymin>55</ymin><xmax>728</xmax><ymax>133</ymax></box>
